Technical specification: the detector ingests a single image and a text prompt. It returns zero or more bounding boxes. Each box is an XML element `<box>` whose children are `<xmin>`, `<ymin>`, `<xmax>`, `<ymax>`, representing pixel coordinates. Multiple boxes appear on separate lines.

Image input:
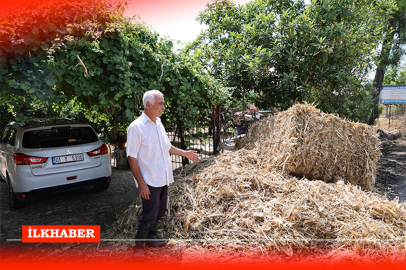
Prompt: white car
<box><xmin>0</xmin><ymin>118</ymin><xmax>112</xmax><ymax>209</ymax></box>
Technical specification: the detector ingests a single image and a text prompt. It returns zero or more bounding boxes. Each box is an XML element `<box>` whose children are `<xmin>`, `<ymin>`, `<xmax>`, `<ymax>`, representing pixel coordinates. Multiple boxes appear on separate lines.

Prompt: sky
<box><xmin>124</xmin><ymin>0</ymin><xmax>252</xmax><ymax>46</ymax></box>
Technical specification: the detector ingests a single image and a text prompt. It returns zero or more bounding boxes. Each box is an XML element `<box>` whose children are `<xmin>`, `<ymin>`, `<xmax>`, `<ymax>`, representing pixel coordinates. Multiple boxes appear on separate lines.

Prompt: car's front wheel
<box><xmin>7</xmin><ymin>176</ymin><xmax>26</xmax><ymax>210</ymax></box>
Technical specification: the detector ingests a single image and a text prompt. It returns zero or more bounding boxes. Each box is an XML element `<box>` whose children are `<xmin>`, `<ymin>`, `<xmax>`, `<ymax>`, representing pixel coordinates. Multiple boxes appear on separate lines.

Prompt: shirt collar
<box><xmin>141</xmin><ymin>111</ymin><xmax>160</xmax><ymax>125</ymax></box>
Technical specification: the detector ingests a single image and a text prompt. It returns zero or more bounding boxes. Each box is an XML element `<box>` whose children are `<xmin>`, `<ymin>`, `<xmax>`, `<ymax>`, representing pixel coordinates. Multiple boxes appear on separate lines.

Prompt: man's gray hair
<box><xmin>143</xmin><ymin>90</ymin><xmax>164</xmax><ymax>109</ymax></box>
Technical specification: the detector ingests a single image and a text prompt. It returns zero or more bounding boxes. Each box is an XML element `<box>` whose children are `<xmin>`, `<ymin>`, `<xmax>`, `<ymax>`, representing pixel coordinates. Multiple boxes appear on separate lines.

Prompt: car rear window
<box><xmin>22</xmin><ymin>126</ymin><xmax>99</xmax><ymax>148</ymax></box>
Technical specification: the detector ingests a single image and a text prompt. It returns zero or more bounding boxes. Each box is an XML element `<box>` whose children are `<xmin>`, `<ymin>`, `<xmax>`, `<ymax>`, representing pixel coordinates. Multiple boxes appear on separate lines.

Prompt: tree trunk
<box><xmin>368</xmin><ymin>19</ymin><xmax>396</xmax><ymax>125</ymax></box>
<box><xmin>371</xmin><ymin>66</ymin><xmax>385</xmax><ymax>105</ymax></box>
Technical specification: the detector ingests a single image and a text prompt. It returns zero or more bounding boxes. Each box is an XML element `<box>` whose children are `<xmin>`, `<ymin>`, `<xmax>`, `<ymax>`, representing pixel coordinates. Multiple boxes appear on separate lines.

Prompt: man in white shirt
<box><xmin>127</xmin><ymin>90</ymin><xmax>199</xmax><ymax>255</ymax></box>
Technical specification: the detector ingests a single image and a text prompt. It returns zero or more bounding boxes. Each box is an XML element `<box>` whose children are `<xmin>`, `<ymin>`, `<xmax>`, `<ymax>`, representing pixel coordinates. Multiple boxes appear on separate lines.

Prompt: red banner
<box><xmin>22</xmin><ymin>225</ymin><xmax>100</xmax><ymax>243</ymax></box>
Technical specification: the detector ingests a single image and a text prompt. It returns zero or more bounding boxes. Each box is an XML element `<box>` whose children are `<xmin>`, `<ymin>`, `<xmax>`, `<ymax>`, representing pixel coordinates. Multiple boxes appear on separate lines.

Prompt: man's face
<box><xmin>150</xmin><ymin>94</ymin><xmax>165</xmax><ymax>118</ymax></box>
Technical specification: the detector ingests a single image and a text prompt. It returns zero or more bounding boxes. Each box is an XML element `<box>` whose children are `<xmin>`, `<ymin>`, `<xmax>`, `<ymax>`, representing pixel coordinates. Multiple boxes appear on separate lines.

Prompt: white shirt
<box><xmin>126</xmin><ymin>112</ymin><xmax>173</xmax><ymax>187</ymax></box>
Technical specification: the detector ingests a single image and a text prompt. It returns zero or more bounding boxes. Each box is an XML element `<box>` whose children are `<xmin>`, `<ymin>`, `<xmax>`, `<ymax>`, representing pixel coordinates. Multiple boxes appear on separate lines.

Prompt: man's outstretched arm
<box><xmin>169</xmin><ymin>146</ymin><xmax>200</xmax><ymax>163</ymax></box>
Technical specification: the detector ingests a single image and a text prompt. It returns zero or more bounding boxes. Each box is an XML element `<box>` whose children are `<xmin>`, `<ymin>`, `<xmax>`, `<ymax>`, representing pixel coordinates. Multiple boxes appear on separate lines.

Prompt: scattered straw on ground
<box><xmin>109</xmin><ymin>103</ymin><xmax>406</xmax><ymax>251</ymax></box>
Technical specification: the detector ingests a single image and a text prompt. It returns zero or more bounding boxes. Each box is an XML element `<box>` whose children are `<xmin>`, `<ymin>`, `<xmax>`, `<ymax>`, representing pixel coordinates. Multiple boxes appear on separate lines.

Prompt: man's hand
<box><xmin>169</xmin><ymin>146</ymin><xmax>200</xmax><ymax>162</ymax></box>
<box><xmin>184</xmin><ymin>150</ymin><xmax>200</xmax><ymax>163</ymax></box>
<box><xmin>138</xmin><ymin>182</ymin><xmax>151</xmax><ymax>200</ymax></box>
<box><xmin>128</xmin><ymin>156</ymin><xmax>151</xmax><ymax>200</ymax></box>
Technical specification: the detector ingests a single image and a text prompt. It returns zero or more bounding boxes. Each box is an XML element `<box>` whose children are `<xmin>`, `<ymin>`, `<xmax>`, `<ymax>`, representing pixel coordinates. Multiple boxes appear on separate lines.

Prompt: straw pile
<box><xmin>110</xmin><ymin>103</ymin><xmax>406</xmax><ymax>249</ymax></box>
<box><xmin>112</xmin><ymin>149</ymin><xmax>406</xmax><ymax>248</ymax></box>
<box><xmin>242</xmin><ymin>103</ymin><xmax>380</xmax><ymax>191</ymax></box>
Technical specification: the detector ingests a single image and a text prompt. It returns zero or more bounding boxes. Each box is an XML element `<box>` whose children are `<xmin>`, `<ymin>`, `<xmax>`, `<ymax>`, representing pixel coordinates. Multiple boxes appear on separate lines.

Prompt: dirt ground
<box><xmin>374</xmin><ymin>114</ymin><xmax>406</xmax><ymax>202</ymax></box>
<box><xmin>0</xmin><ymin>168</ymin><xmax>138</xmax><ymax>241</ymax></box>
<box><xmin>375</xmin><ymin>138</ymin><xmax>406</xmax><ymax>202</ymax></box>
<box><xmin>0</xmin><ymin>113</ymin><xmax>405</xmax><ymax>264</ymax></box>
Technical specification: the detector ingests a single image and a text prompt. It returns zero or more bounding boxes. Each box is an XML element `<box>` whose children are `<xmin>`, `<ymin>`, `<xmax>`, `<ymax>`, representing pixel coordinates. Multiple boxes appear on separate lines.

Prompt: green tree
<box><xmin>43</xmin><ymin>20</ymin><xmax>222</xmax><ymax>141</ymax></box>
<box><xmin>193</xmin><ymin>0</ymin><xmax>303</xmax><ymax>110</ymax></box>
<box><xmin>0</xmin><ymin>105</ymin><xmax>13</xmax><ymax>131</ymax></box>
<box><xmin>369</xmin><ymin>0</ymin><xmax>406</xmax><ymax>124</ymax></box>
<box><xmin>384</xmin><ymin>64</ymin><xmax>406</xmax><ymax>85</ymax></box>
<box><xmin>0</xmin><ymin>0</ymin><xmax>125</xmax><ymax>124</ymax></box>
<box><xmin>193</xmin><ymin>0</ymin><xmax>396</xmax><ymax>122</ymax></box>
<box><xmin>0</xmin><ymin>0</ymin><xmax>225</xmax><ymax>144</ymax></box>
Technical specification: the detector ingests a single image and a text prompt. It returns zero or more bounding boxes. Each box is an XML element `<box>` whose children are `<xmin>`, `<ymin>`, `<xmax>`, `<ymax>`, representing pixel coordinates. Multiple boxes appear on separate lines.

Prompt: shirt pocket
<box><xmin>142</xmin><ymin>127</ymin><xmax>159</xmax><ymax>146</ymax></box>
<box><xmin>158</xmin><ymin>124</ymin><xmax>171</xmax><ymax>150</ymax></box>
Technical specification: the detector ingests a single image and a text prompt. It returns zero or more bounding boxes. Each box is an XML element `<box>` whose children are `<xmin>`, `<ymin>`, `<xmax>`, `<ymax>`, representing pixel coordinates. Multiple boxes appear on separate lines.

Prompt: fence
<box><xmin>111</xmin><ymin>105</ymin><xmax>223</xmax><ymax>170</ymax></box>
<box><xmin>164</xmin><ymin>105</ymin><xmax>222</xmax><ymax>170</ymax></box>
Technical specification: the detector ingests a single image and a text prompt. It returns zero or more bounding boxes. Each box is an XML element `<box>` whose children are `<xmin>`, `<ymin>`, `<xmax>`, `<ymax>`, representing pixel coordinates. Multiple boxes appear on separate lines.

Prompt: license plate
<box><xmin>52</xmin><ymin>154</ymin><xmax>84</xmax><ymax>165</ymax></box>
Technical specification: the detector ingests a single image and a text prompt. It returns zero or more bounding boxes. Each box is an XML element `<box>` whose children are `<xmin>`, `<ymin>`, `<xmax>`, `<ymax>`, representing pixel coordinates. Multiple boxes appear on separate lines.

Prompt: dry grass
<box><xmin>258</xmin><ymin>103</ymin><xmax>381</xmax><ymax>191</ymax></box>
<box><xmin>376</xmin><ymin>114</ymin><xmax>406</xmax><ymax>135</ymax></box>
<box><xmin>109</xmin><ymin>103</ymin><xmax>406</xmax><ymax>251</ymax></box>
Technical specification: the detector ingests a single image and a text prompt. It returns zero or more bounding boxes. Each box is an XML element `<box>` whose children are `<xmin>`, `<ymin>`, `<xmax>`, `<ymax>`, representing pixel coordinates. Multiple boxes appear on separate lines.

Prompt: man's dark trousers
<box><xmin>139</xmin><ymin>185</ymin><xmax>168</xmax><ymax>230</ymax></box>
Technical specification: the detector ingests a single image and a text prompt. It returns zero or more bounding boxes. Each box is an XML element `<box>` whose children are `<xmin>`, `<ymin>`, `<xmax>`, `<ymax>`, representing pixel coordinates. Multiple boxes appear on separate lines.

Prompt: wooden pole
<box><xmin>217</xmin><ymin>105</ymin><xmax>221</xmax><ymax>154</ymax></box>
<box><xmin>212</xmin><ymin>106</ymin><xmax>216</xmax><ymax>154</ymax></box>
<box><xmin>179</xmin><ymin>119</ymin><xmax>188</xmax><ymax>166</ymax></box>
<box><xmin>389</xmin><ymin>105</ymin><xmax>391</xmax><ymax>128</ymax></box>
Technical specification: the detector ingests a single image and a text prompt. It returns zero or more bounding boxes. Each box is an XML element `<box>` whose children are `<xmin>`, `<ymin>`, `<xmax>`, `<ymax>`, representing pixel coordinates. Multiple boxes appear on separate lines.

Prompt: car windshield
<box><xmin>22</xmin><ymin>126</ymin><xmax>99</xmax><ymax>148</ymax></box>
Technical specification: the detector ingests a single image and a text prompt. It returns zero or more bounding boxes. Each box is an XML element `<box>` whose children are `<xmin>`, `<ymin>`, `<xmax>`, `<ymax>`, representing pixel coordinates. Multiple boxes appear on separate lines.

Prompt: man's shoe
<box><xmin>148</xmin><ymin>224</ymin><xmax>157</xmax><ymax>239</ymax></box>
<box><xmin>145</xmin><ymin>224</ymin><xmax>166</xmax><ymax>248</ymax></box>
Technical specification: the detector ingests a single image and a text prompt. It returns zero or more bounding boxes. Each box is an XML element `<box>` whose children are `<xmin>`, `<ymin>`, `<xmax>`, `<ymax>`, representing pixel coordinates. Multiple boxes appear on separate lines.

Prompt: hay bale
<box><xmin>259</xmin><ymin>103</ymin><xmax>381</xmax><ymax>191</ymax></box>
